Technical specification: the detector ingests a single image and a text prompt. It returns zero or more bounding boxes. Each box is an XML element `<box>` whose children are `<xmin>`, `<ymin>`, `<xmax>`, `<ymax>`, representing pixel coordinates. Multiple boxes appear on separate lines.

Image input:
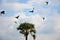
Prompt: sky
<box><xmin>0</xmin><ymin>0</ymin><xmax>60</xmax><ymax>40</ymax></box>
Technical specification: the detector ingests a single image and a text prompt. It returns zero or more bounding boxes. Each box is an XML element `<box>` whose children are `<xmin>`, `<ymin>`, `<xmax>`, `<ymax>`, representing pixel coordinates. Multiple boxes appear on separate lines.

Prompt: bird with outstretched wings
<box><xmin>0</xmin><ymin>11</ymin><xmax>5</xmax><ymax>14</ymax></box>
<box><xmin>29</xmin><ymin>8</ymin><xmax>34</xmax><ymax>13</ymax></box>
<box><xmin>42</xmin><ymin>17</ymin><xmax>45</xmax><ymax>20</ymax></box>
<box><xmin>15</xmin><ymin>15</ymin><xmax>19</xmax><ymax>19</ymax></box>
<box><xmin>14</xmin><ymin>15</ymin><xmax>20</xmax><ymax>23</ymax></box>
<box><xmin>45</xmin><ymin>1</ymin><xmax>48</xmax><ymax>5</ymax></box>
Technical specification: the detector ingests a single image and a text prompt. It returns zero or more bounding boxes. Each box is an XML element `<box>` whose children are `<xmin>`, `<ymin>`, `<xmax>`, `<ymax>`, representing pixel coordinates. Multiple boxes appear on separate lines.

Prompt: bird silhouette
<box><xmin>43</xmin><ymin>17</ymin><xmax>45</xmax><ymax>20</ymax></box>
<box><xmin>15</xmin><ymin>15</ymin><xmax>19</xmax><ymax>19</ymax></box>
<box><xmin>46</xmin><ymin>1</ymin><xmax>48</xmax><ymax>5</ymax></box>
<box><xmin>0</xmin><ymin>11</ymin><xmax>5</xmax><ymax>14</ymax></box>
<box><xmin>15</xmin><ymin>21</ymin><xmax>17</xmax><ymax>23</ymax></box>
<box><xmin>29</xmin><ymin>8</ymin><xmax>34</xmax><ymax>13</ymax></box>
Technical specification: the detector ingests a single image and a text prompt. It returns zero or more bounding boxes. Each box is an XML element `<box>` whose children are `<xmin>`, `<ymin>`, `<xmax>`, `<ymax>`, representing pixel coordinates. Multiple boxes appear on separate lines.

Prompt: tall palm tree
<box><xmin>17</xmin><ymin>22</ymin><xmax>36</xmax><ymax>40</ymax></box>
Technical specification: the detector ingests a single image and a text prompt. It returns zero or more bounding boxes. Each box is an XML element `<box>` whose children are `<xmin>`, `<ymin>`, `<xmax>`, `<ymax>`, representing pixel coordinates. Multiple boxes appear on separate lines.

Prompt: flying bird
<box><xmin>15</xmin><ymin>21</ymin><xmax>17</xmax><ymax>23</ymax></box>
<box><xmin>29</xmin><ymin>8</ymin><xmax>34</xmax><ymax>13</ymax></box>
<box><xmin>14</xmin><ymin>15</ymin><xmax>20</xmax><ymax>23</ymax></box>
<box><xmin>15</xmin><ymin>15</ymin><xmax>19</xmax><ymax>19</ymax></box>
<box><xmin>0</xmin><ymin>11</ymin><xmax>5</xmax><ymax>14</ymax></box>
<box><xmin>42</xmin><ymin>17</ymin><xmax>45</xmax><ymax>20</ymax></box>
<box><xmin>46</xmin><ymin>1</ymin><xmax>48</xmax><ymax>5</ymax></box>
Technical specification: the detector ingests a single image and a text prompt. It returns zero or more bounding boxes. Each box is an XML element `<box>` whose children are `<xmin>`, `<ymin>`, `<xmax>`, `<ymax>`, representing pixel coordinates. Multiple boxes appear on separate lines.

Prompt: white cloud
<box><xmin>50</xmin><ymin>0</ymin><xmax>60</xmax><ymax>6</ymax></box>
<box><xmin>36</xmin><ymin>34</ymin><xmax>60</xmax><ymax>40</ymax></box>
<box><xmin>0</xmin><ymin>2</ymin><xmax>33</xmax><ymax>11</ymax></box>
<box><xmin>54</xmin><ymin>14</ymin><xmax>60</xmax><ymax>33</ymax></box>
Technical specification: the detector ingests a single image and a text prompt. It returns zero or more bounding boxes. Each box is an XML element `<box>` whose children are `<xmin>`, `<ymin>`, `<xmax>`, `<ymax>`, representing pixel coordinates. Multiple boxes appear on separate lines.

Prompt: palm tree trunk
<box><xmin>25</xmin><ymin>30</ymin><xmax>28</xmax><ymax>40</ymax></box>
<box><xmin>26</xmin><ymin>35</ymin><xmax>28</xmax><ymax>40</ymax></box>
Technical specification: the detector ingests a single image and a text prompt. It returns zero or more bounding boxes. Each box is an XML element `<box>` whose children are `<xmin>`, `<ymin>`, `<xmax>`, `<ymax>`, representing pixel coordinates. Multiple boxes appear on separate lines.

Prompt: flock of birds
<box><xmin>0</xmin><ymin>1</ymin><xmax>48</xmax><ymax>23</ymax></box>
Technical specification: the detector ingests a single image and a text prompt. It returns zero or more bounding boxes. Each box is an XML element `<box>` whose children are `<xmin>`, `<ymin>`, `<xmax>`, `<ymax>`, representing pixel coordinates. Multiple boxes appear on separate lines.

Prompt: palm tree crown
<box><xmin>17</xmin><ymin>22</ymin><xmax>36</xmax><ymax>40</ymax></box>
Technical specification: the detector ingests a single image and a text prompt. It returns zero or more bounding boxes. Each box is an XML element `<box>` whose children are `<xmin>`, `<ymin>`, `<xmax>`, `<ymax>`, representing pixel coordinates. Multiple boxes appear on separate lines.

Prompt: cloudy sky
<box><xmin>0</xmin><ymin>0</ymin><xmax>60</xmax><ymax>40</ymax></box>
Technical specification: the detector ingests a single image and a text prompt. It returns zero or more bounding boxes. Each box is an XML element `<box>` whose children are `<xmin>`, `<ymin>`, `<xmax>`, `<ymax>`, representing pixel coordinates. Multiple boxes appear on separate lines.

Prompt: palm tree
<box><xmin>17</xmin><ymin>22</ymin><xmax>36</xmax><ymax>40</ymax></box>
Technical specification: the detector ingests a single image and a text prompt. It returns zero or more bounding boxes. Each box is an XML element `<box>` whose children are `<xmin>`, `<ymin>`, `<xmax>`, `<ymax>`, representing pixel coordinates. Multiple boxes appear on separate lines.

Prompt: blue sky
<box><xmin>0</xmin><ymin>0</ymin><xmax>60</xmax><ymax>40</ymax></box>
